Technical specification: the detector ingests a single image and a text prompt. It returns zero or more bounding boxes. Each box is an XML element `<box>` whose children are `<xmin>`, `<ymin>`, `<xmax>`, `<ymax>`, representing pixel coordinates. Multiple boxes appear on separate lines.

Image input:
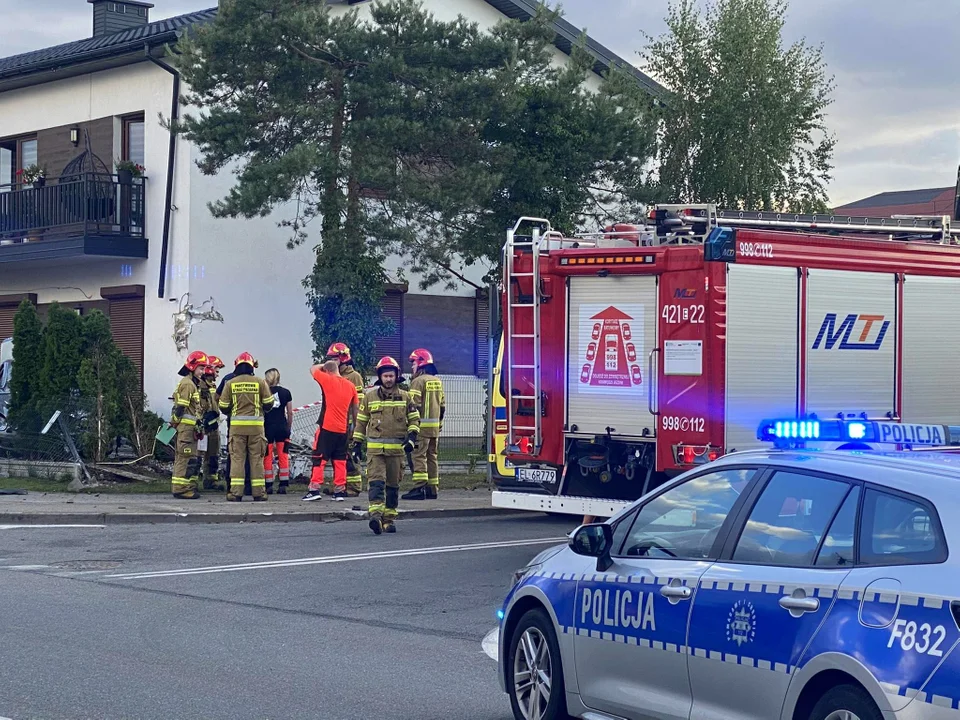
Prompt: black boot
<box><xmin>265</xmin><ymin>482</ymin><xmax>274</xmax><ymax>495</ymax></box>
<box><xmin>368</xmin><ymin>514</ymin><xmax>383</xmax><ymax>535</ymax></box>
<box><xmin>277</xmin><ymin>481</ymin><xmax>288</xmax><ymax>495</ymax></box>
<box><xmin>426</xmin><ymin>485</ymin><xmax>438</xmax><ymax>500</ymax></box>
<box><xmin>402</xmin><ymin>484</ymin><xmax>428</xmax><ymax>501</ymax></box>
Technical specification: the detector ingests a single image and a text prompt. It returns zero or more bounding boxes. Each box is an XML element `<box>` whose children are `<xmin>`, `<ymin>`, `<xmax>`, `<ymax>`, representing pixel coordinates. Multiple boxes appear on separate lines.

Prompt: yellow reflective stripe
<box><xmin>231</xmin><ymin>420</ymin><xmax>264</xmax><ymax>427</ymax></box>
<box><xmin>357</xmin><ymin>414</ymin><xmax>370</xmax><ymax>422</ymax></box>
<box><xmin>421</xmin><ymin>420</ymin><xmax>441</xmax><ymax>428</ymax></box>
<box><xmin>368</xmin><ymin>442</ymin><xmax>404</xmax><ymax>450</ymax></box>
<box><xmin>368</xmin><ymin>401</ymin><xmax>407</xmax><ymax>410</ymax></box>
<box><xmin>412</xmin><ymin>473</ymin><xmax>429</xmax><ymax>482</ymax></box>
<box><xmin>406</xmin><ymin>412</ymin><xmax>419</xmax><ymax>420</ymax></box>
<box><xmin>409</xmin><ymin>390</ymin><xmax>422</xmax><ymax>400</ymax></box>
<box><xmin>175</xmin><ymin>399</ymin><xmax>191</xmax><ymax>407</ymax></box>
<box><xmin>407</xmin><ymin>425</ymin><xmax>419</xmax><ymax>434</ymax></box>
<box><xmin>353</xmin><ymin>433</ymin><xmax>366</xmax><ymax>441</ymax></box>
<box><xmin>369</xmin><ymin>503</ymin><xmax>386</xmax><ymax>513</ymax></box>
<box><xmin>232</xmin><ymin>415</ymin><xmax>264</xmax><ymax>422</ymax></box>
<box><xmin>175</xmin><ymin>418</ymin><xmax>197</xmax><ymax>426</ymax></box>
<box><xmin>218</xmin><ymin>400</ymin><xmax>230</xmax><ymax>409</ymax></box>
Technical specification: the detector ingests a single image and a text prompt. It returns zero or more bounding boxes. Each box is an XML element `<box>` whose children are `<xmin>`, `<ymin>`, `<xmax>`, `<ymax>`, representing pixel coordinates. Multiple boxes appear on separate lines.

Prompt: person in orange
<box><xmin>302</xmin><ymin>359</ymin><xmax>359</xmax><ymax>502</ymax></box>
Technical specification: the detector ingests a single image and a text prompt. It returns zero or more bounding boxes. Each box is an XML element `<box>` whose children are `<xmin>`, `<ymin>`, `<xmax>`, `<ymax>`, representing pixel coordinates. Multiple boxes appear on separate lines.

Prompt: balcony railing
<box><xmin>0</xmin><ymin>173</ymin><xmax>145</xmax><ymax>246</ymax></box>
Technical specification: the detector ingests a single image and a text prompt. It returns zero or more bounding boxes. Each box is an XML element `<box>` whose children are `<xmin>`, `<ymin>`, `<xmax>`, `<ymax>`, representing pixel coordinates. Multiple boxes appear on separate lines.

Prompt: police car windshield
<box><xmin>620</xmin><ymin>469</ymin><xmax>753</xmax><ymax>559</ymax></box>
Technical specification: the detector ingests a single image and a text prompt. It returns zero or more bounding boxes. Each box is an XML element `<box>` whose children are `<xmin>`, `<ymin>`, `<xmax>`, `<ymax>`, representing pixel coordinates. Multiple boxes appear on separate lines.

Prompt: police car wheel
<box><xmin>507</xmin><ymin>608</ymin><xmax>570</xmax><ymax>720</ymax></box>
<box><xmin>808</xmin><ymin>683</ymin><xmax>882</xmax><ymax>720</ymax></box>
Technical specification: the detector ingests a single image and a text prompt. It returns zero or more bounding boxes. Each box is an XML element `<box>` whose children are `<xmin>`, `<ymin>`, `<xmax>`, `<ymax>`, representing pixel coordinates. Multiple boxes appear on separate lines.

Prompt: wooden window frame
<box><xmin>120</xmin><ymin>113</ymin><xmax>145</xmax><ymax>164</ymax></box>
<box><xmin>0</xmin><ymin>133</ymin><xmax>38</xmax><ymax>188</ymax></box>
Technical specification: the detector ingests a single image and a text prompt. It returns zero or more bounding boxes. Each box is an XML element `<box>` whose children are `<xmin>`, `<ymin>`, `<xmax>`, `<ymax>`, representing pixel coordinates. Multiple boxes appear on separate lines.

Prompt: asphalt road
<box><xmin>0</xmin><ymin>513</ymin><xmax>574</xmax><ymax>720</ymax></box>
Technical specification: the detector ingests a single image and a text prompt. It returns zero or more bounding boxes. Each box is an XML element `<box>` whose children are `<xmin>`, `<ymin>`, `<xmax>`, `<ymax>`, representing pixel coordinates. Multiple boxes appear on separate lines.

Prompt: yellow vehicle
<box><xmin>487</xmin><ymin>332</ymin><xmax>515</xmax><ymax>483</ymax></box>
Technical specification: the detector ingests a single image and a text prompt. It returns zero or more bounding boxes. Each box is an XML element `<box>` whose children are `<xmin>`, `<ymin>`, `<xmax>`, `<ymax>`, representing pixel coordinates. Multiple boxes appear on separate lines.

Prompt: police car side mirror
<box><xmin>570</xmin><ymin>523</ymin><xmax>614</xmax><ymax>572</ymax></box>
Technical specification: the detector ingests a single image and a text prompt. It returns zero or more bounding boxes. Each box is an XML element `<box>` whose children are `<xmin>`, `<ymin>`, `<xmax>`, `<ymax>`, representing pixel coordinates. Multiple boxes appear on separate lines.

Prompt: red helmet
<box><xmin>208</xmin><ymin>355</ymin><xmax>225</xmax><ymax>370</ymax></box>
<box><xmin>376</xmin><ymin>356</ymin><xmax>401</xmax><ymax>376</ymax></box>
<box><xmin>184</xmin><ymin>351</ymin><xmax>209</xmax><ymax>372</ymax></box>
<box><xmin>234</xmin><ymin>352</ymin><xmax>258</xmax><ymax>369</ymax></box>
<box><xmin>409</xmin><ymin>348</ymin><xmax>434</xmax><ymax>369</ymax></box>
<box><xmin>326</xmin><ymin>342</ymin><xmax>352</xmax><ymax>363</ymax></box>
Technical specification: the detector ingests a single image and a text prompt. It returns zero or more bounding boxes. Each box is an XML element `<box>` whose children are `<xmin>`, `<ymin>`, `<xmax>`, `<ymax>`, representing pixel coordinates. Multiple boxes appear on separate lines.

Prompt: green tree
<box><xmin>9</xmin><ymin>299</ymin><xmax>44</xmax><ymax>432</ymax></box>
<box><xmin>378</xmin><ymin>10</ymin><xmax>660</xmax><ymax>288</ymax></box>
<box><xmin>175</xmin><ymin>0</ymin><xmax>509</xmax><ymax>368</ymax></box>
<box><xmin>642</xmin><ymin>0</ymin><xmax>835</xmax><ymax>212</ymax></box>
<box><xmin>77</xmin><ymin>311</ymin><xmax>124</xmax><ymax>462</ymax></box>
<box><xmin>39</xmin><ymin>303</ymin><xmax>84</xmax><ymax>412</ymax></box>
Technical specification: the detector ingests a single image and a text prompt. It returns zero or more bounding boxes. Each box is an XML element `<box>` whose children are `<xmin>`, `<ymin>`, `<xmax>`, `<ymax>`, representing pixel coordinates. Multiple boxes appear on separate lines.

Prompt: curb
<box><xmin>0</xmin><ymin>506</ymin><xmax>525</xmax><ymax>526</ymax></box>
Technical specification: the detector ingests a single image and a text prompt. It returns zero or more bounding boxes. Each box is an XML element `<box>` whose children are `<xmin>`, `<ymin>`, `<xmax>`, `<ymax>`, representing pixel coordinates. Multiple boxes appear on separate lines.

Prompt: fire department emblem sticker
<box><xmin>726</xmin><ymin>600</ymin><xmax>756</xmax><ymax>647</ymax></box>
<box><xmin>576</xmin><ymin>304</ymin><xmax>645</xmax><ymax>395</ymax></box>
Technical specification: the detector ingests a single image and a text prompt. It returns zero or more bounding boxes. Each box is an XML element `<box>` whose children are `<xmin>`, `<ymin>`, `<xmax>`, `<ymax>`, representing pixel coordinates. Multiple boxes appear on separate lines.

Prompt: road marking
<box><xmin>0</xmin><ymin>525</ymin><xmax>105</xmax><ymax>530</ymax></box>
<box><xmin>1</xmin><ymin>565</ymin><xmax>50</xmax><ymax>570</ymax></box>
<box><xmin>108</xmin><ymin>537</ymin><xmax>565</xmax><ymax>580</ymax></box>
<box><xmin>482</xmin><ymin>627</ymin><xmax>499</xmax><ymax>661</ymax></box>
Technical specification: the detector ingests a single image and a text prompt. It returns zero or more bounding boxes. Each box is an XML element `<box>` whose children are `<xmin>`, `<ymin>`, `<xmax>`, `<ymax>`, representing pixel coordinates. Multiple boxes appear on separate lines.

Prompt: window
<box><xmin>122</xmin><ymin>116</ymin><xmax>145</xmax><ymax>168</ymax></box>
<box><xmin>0</xmin><ymin>136</ymin><xmax>37</xmax><ymax>188</ymax></box>
<box><xmin>617</xmin><ymin>468</ymin><xmax>756</xmax><ymax>560</ymax></box>
<box><xmin>815</xmin><ymin>486</ymin><xmax>859</xmax><ymax>567</ymax></box>
<box><xmin>859</xmin><ymin>489</ymin><xmax>946</xmax><ymax>565</ymax></box>
<box><xmin>733</xmin><ymin>471</ymin><xmax>850</xmax><ymax>566</ymax></box>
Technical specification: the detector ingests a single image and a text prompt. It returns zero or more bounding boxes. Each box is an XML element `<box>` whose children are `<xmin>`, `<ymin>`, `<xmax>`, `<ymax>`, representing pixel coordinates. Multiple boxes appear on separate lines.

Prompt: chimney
<box><xmin>88</xmin><ymin>0</ymin><xmax>154</xmax><ymax>37</ymax></box>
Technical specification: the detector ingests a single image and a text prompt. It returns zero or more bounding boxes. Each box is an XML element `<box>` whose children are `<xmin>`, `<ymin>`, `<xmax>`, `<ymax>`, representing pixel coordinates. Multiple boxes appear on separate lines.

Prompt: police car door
<box><xmin>686</xmin><ymin>469</ymin><xmax>857</xmax><ymax>720</ymax></box>
<box><xmin>573</xmin><ymin>466</ymin><xmax>760</xmax><ymax>720</ymax></box>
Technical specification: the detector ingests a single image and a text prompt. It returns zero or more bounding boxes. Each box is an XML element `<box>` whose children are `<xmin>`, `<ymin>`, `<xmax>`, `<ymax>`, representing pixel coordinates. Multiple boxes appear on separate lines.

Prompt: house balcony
<box><xmin>0</xmin><ymin>174</ymin><xmax>147</xmax><ymax>264</ymax></box>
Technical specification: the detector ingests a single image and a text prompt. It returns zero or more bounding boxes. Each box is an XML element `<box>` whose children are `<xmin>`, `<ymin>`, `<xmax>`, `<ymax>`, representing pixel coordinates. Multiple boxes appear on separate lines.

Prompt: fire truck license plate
<box><xmin>517</xmin><ymin>467</ymin><xmax>557</xmax><ymax>484</ymax></box>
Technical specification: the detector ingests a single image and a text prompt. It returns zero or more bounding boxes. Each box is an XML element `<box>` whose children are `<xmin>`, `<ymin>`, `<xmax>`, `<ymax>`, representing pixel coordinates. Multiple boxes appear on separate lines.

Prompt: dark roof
<box><xmin>836</xmin><ymin>187</ymin><xmax>954</xmax><ymax>211</ymax></box>
<box><xmin>0</xmin><ymin>1</ymin><xmax>664</xmax><ymax>97</ymax></box>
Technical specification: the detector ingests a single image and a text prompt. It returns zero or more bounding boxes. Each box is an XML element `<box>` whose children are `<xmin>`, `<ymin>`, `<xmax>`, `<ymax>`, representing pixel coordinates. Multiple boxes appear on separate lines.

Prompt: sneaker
<box><xmin>301</xmin><ymin>490</ymin><xmax>323</xmax><ymax>501</ymax></box>
<box><xmin>332</xmin><ymin>491</ymin><xmax>346</xmax><ymax>502</ymax></box>
<box><xmin>368</xmin><ymin>516</ymin><xmax>383</xmax><ymax>535</ymax></box>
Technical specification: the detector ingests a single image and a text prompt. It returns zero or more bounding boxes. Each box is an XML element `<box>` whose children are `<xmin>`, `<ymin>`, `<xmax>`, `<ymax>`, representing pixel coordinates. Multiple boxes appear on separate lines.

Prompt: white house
<box><xmin>0</xmin><ymin>0</ymin><xmax>662</xmax><ymax>420</ymax></box>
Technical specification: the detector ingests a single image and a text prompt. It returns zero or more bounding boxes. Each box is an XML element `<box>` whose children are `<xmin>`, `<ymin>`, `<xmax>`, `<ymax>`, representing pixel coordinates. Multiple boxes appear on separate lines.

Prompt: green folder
<box><xmin>155</xmin><ymin>423</ymin><xmax>177</xmax><ymax>447</ymax></box>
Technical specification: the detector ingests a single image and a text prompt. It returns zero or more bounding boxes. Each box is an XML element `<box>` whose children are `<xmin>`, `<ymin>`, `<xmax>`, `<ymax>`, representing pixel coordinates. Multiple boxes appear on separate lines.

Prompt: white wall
<box><xmin>0</xmin><ymin>62</ymin><xmax>190</xmax><ymax>412</ymax></box>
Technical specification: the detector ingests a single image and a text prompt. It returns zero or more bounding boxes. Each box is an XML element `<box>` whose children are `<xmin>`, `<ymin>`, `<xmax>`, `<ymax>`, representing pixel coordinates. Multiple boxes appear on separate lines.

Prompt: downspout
<box><xmin>145</xmin><ymin>46</ymin><xmax>180</xmax><ymax>299</ymax></box>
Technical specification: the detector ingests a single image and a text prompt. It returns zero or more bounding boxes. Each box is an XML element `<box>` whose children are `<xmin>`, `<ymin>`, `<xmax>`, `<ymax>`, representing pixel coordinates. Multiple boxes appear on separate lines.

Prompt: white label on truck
<box><xmin>664</xmin><ymin>340</ymin><xmax>703</xmax><ymax>376</ymax></box>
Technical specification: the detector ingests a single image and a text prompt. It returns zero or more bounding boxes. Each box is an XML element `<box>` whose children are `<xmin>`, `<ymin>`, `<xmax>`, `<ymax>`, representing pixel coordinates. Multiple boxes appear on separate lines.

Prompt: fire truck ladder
<box><xmin>654</xmin><ymin>204</ymin><xmax>960</xmax><ymax>244</ymax></box>
<box><xmin>504</xmin><ymin>217</ymin><xmax>562</xmax><ymax>455</ymax></box>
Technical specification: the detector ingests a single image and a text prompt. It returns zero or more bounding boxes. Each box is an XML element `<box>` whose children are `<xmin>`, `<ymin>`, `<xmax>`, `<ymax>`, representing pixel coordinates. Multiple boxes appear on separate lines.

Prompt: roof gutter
<box><xmin>145</xmin><ymin>46</ymin><xmax>180</xmax><ymax>300</ymax></box>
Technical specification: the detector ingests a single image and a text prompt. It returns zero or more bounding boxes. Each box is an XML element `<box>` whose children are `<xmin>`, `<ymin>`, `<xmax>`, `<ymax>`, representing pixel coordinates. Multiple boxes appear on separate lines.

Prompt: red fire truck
<box><xmin>489</xmin><ymin>204</ymin><xmax>960</xmax><ymax>517</ymax></box>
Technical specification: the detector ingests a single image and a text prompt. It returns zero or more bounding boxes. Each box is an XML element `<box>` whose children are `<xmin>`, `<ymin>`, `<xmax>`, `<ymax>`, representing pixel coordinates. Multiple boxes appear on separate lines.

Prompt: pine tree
<box><xmin>77</xmin><ymin>311</ymin><xmax>123</xmax><ymax>462</ymax></box>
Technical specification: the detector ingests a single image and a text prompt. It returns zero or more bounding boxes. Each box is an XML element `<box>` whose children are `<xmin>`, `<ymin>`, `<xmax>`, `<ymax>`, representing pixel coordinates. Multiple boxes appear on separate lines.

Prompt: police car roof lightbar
<box><xmin>757</xmin><ymin>418</ymin><xmax>960</xmax><ymax>449</ymax></box>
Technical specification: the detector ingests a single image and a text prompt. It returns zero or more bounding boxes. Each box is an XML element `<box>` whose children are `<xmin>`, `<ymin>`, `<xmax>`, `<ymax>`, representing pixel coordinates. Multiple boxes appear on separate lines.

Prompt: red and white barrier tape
<box><xmin>292</xmin><ymin>401</ymin><xmax>323</xmax><ymax>413</ymax></box>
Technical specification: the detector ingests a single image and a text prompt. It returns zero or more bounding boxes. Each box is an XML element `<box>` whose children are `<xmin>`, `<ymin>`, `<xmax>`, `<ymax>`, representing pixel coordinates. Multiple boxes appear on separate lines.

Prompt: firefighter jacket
<box><xmin>218</xmin><ymin>369</ymin><xmax>274</xmax><ymax>437</ymax></box>
<box><xmin>200</xmin><ymin>378</ymin><xmax>220</xmax><ymax>433</ymax></box>
<box><xmin>171</xmin><ymin>376</ymin><xmax>202</xmax><ymax>429</ymax></box>
<box><xmin>340</xmin><ymin>364</ymin><xmax>365</xmax><ymax>396</ymax></box>
<box><xmin>409</xmin><ymin>371</ymin><xmax>445</xmax><ymax>438</ymax></box>
<box><xmin>353</xmin><ymin>385</ymin><xmax>420</xmax><ymax>456</ymax></box>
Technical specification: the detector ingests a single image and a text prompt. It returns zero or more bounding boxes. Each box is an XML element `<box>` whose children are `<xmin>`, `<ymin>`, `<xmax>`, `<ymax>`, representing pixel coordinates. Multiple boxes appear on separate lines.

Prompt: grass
<box><xmin>0</xmin><ymin>471</ymin><xmax>491</xmax><ymax>495</ymax></box>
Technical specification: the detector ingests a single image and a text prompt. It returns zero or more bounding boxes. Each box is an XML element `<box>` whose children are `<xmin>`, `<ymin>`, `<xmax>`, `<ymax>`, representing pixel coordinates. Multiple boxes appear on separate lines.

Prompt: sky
<box><xmin>1</xmin><ymin>0</ymin><xmax>958</xmax><ymax>206</ymax></box>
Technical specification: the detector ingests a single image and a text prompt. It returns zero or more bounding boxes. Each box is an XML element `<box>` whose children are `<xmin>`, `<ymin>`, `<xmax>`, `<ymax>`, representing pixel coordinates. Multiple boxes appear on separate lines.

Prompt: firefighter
<box><xmin>327</xmin><ymin>342</ymin><xmax>365</xmax><ymax>496</ymax></box>
<box><xmin>403</xmin><ymin>348</ymin><xmax>445</xmax><ymax>501</ymax></box>
<box><xmin>353</xmin><ymin>357</ymin><xmax>420</xmax><ymax>535</ymax></box>
<box><xmin>170</xmin><ymin>350</ymin><xmax>209</xmax><ymax>500</ymax></box>
<box><xmin>199</xmin><ymin>357</ymin><xmax>224</xmax><ymax>491</ymax></box>
<box><xmin>218</xmin><ymin>352</ymin><xmax>275</xmax><ymax>501</ymax></box>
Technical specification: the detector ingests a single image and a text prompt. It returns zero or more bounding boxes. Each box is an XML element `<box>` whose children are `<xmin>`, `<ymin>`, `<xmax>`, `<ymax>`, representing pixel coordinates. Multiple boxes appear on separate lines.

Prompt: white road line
<box><xmin>108</xmin><ymin>537</ymin><xmax>566</xmax><ymax>580</ymax></box>
<box><xmin>1</xmin><ymin>565</ymin><xmax>50</xmax><ymax>570</ymax></box>
<box><xmin>0</xmin><ymin>525</ymin><xmax>105</xmax><ymax>530</ymax></box>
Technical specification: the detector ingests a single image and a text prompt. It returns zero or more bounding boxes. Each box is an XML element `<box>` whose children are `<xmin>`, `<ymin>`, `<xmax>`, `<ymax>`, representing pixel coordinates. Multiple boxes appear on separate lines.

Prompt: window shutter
<box><xmin>475</xmin><ymin>291</ymin><xmax>490</xmax><ymax>377</ymax></box>
<box><xmin>374</xmin><ymin>289</ymin><xmax>404</xmax><ymax>360</ymax></box>
<box><xmin>0</xmin><ymin>294</ymin><xmax>38</xmax><ymax>340</ymax></box>
<box><xmin>101</xmin><ymin>285</ymin><xmax>145</xmax><ymax>386</ymax></box>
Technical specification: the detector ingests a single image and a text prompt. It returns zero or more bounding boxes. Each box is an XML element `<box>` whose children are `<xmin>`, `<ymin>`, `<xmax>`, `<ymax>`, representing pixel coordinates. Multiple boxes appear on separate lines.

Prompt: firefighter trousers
<box><xmin>345</xmin><ymin>453</ymin><xmax>362</xmax><ymax>493</ymax></box>
<box><xmin>411</xmin><ymin>437</ymin><xmax>440</xmax><ymax>487</ymax></box>
<box><xmin>229</xmin><ymin>433</ymin><xmax>267</xmax><ymax>498</ymax></box>
<box><xmin>172</xmin><ymin>426</ymin><xmax>201</xmax><ymax>494</ymax></box>
<box><xmin>201</xmin><ymin>430</ymin><xmax>220</xmax><ymax>487</ymax></box>
<box><xmin>368</xmin><ymin>454</ymin><xmax>403</xmax><ymax>521</ymax></box>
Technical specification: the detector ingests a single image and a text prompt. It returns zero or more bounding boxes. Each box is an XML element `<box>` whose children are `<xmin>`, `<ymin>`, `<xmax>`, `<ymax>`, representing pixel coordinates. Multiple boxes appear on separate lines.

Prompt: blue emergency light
<box><xmin>757</xmin><ymin>417</ymin><xmax>960</xmax><ymax>448</ymax></box>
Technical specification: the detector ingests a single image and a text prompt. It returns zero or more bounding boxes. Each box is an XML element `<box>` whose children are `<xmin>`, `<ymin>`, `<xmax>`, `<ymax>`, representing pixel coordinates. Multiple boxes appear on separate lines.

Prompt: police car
<box><xmin>497</xmin><ymin>418</ymin><xmax>960</xmax><ymax>720</ymax></box>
